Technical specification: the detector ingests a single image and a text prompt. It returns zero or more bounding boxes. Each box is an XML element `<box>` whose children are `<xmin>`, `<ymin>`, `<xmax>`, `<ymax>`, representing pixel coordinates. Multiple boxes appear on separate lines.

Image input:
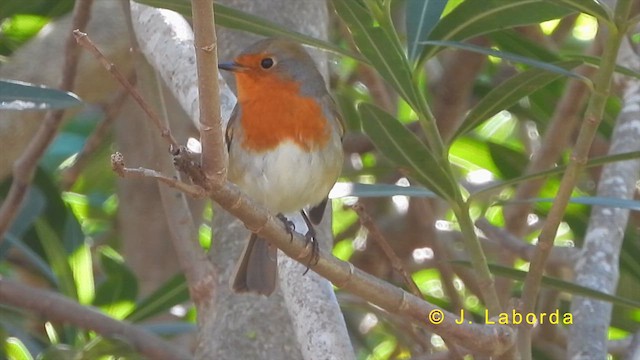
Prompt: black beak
<box><xmin>218</xmin><ymin>62</ymin><xmax>246</xmax><ymax>72</ymax></box>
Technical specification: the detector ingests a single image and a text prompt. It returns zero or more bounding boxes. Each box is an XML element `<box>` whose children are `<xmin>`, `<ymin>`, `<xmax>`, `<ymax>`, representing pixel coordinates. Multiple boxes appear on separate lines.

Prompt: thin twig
<box><xmin>110</xmin><ymin>152</ymin><xmax>206</xmax><ymax>198</ymax></box>
<box><xmin>0</xmin><ymin>277</ymin><xmax>192</xmax><ymax>360</ymax></box>
<box><xmin>60</xmin><ymin>80</ymin><xmax>132</xmax><ymax>190</ymax></box>
<box><xmin>0</xmin><ymin>0</ymin><xmax>94</xmax><ymax>244</ymax></box>
<box><xmin>73</xmin><ymin>30</ymin><xmax>180</xmax><ymax>151</ymax></box>
<box><xmin>351</xmin><ymin>203</ymin><xmax>423</xmax><ymax>299</ymax></box>
<box><xmin>190</xmin><ymin>0</ymin><xmax>226</xmax><ymax>185</ymax></box>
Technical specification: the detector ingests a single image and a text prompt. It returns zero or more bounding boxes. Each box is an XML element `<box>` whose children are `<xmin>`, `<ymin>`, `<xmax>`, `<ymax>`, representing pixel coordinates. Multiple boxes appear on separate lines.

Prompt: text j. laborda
<box><xmin>426</xmin><ymin>308</ymin><xmax>573</xmax><ymax>325</ymax></box>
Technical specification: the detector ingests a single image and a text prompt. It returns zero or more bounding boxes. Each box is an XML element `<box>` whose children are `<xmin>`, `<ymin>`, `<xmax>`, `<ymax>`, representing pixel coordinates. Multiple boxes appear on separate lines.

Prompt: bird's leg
<box><xmin>276</xmin><ymin>213</ymin><xmax>295</xmax><ymax>241</ymax></box>
<box><xmin>300</xmin><ymin>210</ymin><xmax>319</xmax><ymax>274</ymax></box>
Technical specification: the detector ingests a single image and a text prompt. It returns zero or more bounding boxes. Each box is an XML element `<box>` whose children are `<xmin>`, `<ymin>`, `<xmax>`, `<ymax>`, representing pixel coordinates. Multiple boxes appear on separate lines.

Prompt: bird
<box><xmin>219</xmin><ymin>38</ymin><xmax>345</xmax><ymax>296</ymax></box>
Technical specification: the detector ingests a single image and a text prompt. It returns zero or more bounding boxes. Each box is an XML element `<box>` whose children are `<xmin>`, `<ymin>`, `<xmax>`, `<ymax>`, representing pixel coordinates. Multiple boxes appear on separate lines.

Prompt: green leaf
<box><xmin>93</xmin><ymin>247</ymin><xmax>138</xmax><ymax>319</ymax></box>
<box><xmin>568</xmin><ymin>54</ymin><xmax>640</xmax><ymax>80</ymax></box>
<box><xmin>487</xmin><ymin>142</ymin><xmax>527</xmax><ymax>179</ymax></box>
<box><xmin>69</xmin><ymin>244</ymin><xmax>94</xmax><ymax>305</ymax></box>
<box><xmin>126</xmin><ymin>273</ymin><xmax>189</xmax><ymax>323</ymax></box>
<box><xmin>359</xmin><ymin>103</ymin><xmax>457</xmax><ymax>200</ymax></box>
<box><xmin>329</xmin><ymin>182</ymin><xmax>436</xmax><ymax>199</ymax></box>
<box><xmin>34</xmin><ymin>219</ymin><xmax>78</xmax><ymax>299</ymax></box>
<box><xmin>406</xmin><ymin>0</ymin><xmax>447</xmax><ymax>61</ymax></box>
<box><xmin>0</xmin><ymin>79</ymin><xmax>82</xmax><ymax>111</ymax></box>
<box><xmin>422</xmin><ymin>40</ymin><xmax>587</xmax><ymax>81</ymax></box>
<box><xmin>134</xmin><ymin>0</ymin><xmax>363</xmax><ymax>61</ymax></box>
<box><xmin>454</xmin><ymin>60</ymin><xmax>583</xmax><ymax>138</ymax></box>
<box><xmin>141</xmin><ymin>322</ymin><xmax>197</xmax><ymax>336</ymax></box>
<box><xmin>543</xmin><ymin>0</ymin><xmax>611</xmax><ymax>23</ymax></box>
<box><xmin>491</xmin><ymin>30</ymin><xmax>560</xmax><ymax>63</ymax></box>
<box><xmin>4</xmin><ymin>337</ymin><xmax>34</xmax><ymax>360</ymax></box>
<box><xmin>332</xmin><ymin>1</ymin><xmax>428</xmax><ymax>118</ymax></box>
<box><xmin>420</xmin><ymin>0</ymin><xmax>575</xmax><ymax>62</ymax></box>
<box><xmin>480</xmin><ymin>263</ymin><xmax>640</xmax><ymax>309</ymax></box>
<box><xmin>504</xmin><ymin>196</ymin><xmax>640</xmax><ymax>210</ymax></box>
<box><xmin>2</xmin><ymin>233</ymin><xmax>56</xmax><ymax>284</ymax></box>
<box><xmin>469</xmin><ymin>151</ymin><xmax>640</xmax><ymax>201</ymax></box>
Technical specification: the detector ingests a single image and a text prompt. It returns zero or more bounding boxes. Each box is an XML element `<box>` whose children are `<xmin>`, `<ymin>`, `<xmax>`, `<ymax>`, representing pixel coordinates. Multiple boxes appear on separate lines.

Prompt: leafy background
<box><xmin>1</xmin><ymin>0</ymin><xmax>640</xmax><ymax>359</ymax></box>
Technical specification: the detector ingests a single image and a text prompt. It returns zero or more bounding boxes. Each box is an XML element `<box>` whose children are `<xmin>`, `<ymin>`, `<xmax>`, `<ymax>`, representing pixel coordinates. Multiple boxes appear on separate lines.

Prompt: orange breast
<box><xmin>235</xmin><ymin>73</ymin><xmax>329</xmax><ymax>152</ymax></box>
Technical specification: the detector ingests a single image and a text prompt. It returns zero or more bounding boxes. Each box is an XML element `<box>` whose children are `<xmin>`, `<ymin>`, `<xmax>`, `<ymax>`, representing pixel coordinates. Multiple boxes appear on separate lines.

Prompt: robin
<box><xmin>219</xmin><ymin>38</ymin><xmax>345</xmax><ymax>296</ymax></box>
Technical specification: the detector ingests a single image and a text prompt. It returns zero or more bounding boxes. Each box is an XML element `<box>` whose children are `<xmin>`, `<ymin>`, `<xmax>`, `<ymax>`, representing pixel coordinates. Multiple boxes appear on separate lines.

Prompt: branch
<box><xmin>73</xmin><ymin>30</ymin><xmax>180</xmax><ymax>150</ymax></box>
<box><xmin>568</xmin><ymin>35</ymin><xmax>640</xmax><ymax>358</ymax></box>
<box><xmin>518</xmin><ymin>1</ymin><xmax>635</xmax><ymax>357</ymax></box>
<box><xmin>0</xmin><ymin>277</ymin><xmax>192</xmax><ymax>360</ymax></box>
<box><xmin>0</xmin><ymin>0</ymin><xmax>93</xmax><ymax>244</ymax></box>
<box><xmin>190</xmin><ymin>0</ymin><xmax>227</xmax><ymax>185</ymax></box>
<box><xmin>475</xmin><ymin>218</ymin><xmax>578</xmax><ymax>268</ymax></box>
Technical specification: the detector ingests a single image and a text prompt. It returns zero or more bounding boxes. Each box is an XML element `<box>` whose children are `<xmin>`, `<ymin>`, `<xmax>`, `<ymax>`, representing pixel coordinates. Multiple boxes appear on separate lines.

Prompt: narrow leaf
<box><xmin>544</xmin><ymin>0</ymin><xmax>611</xmax><ymax>23</ymax></box>
<box><xmin>34</xmin><ymin>219</ymin><xmax>78</xmax><ymax>299</ymax></box>
<box><xmin>420</xmin><ymin>0</ymin><xmax>574</xmax><ymax>62</ymax></box>
<box><xmin>332</xmin><ymin>0</ymin><xmax>427</xmax><ymax>116</ymax></box>
<box><xmin>0</xmin><ymin>79</ymin><xmax>82</xmax><ymax>111</ymax></box>
<box><xmin>359</xmin><ymin>103</ymin><xmax>457</xmax><ymax>200</ymax></box>
<box><xmin>469</xmin><ymin>151</ymin><xmax>640</xmax><ymax>201</ymax></box>
<box><xmin>406</xmin><ymin>0</ymin><xmax>448</xmax><ymax>61</ymax></box>
<box><xmin>483</xmin><ymin>263</ymin><xmax>640</xmax><ymax>309</ymax></box>
<box><xmin>568</xmin><ymin>54</ymin><xmax>640</xmax><ymax>80</ymax></box>
<box><xmin>126</xmin><ymin>273</ymin><xmax>189</xmax><ymax>323</ymax></box>
<box><xmin>422</xmin><ymin>40</ymin><xmax>587</xmax><ymax>81</ymax></box>
<box><xmin>329</xmin><ymin>182</ymin><xmax>436</xmax><ymax>199</ymax></box>
<box><xmin>134</xmin><ymin>0</ymin><xmax>363</xmax><ymax>61</ymax></box>
<box><xmin>504</xmin><ymin>196</ymin><xmax>640</xmax><ymax>210</ymax></box>
<box><xmin>454</xmin><ymin>60</ymin><xmax>583</xmax><ymax>138</ymax></box>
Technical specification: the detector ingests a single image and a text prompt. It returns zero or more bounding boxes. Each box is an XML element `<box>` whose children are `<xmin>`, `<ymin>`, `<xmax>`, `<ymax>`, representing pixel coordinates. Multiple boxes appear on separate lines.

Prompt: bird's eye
<box><xmin>260</xmin><ymin>57</ymin><xmax>274</xmax><ymax>69</ymax></box>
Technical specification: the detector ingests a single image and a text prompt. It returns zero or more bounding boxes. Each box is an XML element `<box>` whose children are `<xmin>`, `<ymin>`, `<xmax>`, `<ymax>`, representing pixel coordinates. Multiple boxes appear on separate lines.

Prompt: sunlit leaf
<box><xmin>34</xmin><ymin>219</ymin><xmax>78</xmax><ymax>299</ymax></box>
<box><xmin>93</xmin><ymin>247</ymin><xmax>138</xmax><ymax>319</ymax></box>
<box><xmin>359</xmin><ymin>103</ymin><xmax>457</xmax><ymax>200</ymax></box>
<box><xmin>545</xmin><ymin>0</ymin><xmax>611</xmax><ymax>23</ymax></box>
<box><xmin>454</xmin><ymin>60</ymin><xmax>583</xmax><ymax>138</ymax></box>
<box><xmin>406</xmin><ymin>0</ymin><xmax>447</xmax><ymax>61</ymax></box>
<box><xmin>420</xmin><ymin>0</ymin><xmax>574</xmax><ymax>62</ymax></box>
<box><xmin>329</xmin><ymin>182</ymin><xmax>436</xmax><ymax>198</ymax></box>
<box><xmin>69</xmin><ymin>244</ymin><xmax>94</xmax><ymax>305</ymax></box>
<box><xmin>4</xmin><ymin>337</ymin><xmax>34</xmax><ymax>360</ymax></box>
<box><xmin>126</xmin><ymin>273</ymin><xmax>189</xmax><ymax>323</ymax></box>
<box><xmin>0</xmin><ymin>79</ymin><xmax>82</xmax><ymax>111</ymax></box>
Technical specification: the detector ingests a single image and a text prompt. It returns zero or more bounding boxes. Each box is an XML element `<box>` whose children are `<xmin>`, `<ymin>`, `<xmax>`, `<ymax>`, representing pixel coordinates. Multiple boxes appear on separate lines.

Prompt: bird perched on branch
<box><xmin>219</xmin><ymin>38</ymin><xmax>344</xmax><ymax>296</ymax></box>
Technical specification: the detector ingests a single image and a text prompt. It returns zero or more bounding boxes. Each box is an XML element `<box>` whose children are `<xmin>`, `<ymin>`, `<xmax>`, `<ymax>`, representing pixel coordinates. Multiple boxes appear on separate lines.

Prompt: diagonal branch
<box><xmin>0</xmin><ymin>277</ymin><xmax>192</xmax><ymax>360</ymax></box>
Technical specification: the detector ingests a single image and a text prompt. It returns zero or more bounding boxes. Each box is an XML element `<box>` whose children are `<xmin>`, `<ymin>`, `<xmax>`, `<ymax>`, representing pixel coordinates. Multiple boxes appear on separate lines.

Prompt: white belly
<box><xmin>229</xmin><ymin>139</ymin><xmax>342</xmax><ymax>214</ymax></box>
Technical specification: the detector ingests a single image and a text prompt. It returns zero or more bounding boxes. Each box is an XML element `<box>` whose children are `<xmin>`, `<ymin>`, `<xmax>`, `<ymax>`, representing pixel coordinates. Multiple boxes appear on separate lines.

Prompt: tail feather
<box><xmin>230</xmin><ymin>233</ymin><xmax>278</xmax><ymax>296</ymax></box>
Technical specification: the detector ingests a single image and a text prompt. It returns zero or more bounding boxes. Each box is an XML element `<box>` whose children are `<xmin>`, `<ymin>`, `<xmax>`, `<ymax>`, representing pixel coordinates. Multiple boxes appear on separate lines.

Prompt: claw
<box><xmin>276</xmin><ymin>213</ymin><xmax>295</xmax><ymax>241</ymax></box>
<box><xmin>302</xmin><ymin>230</ymin><xmax>319</xmax><ymax>275</ymax></box>
<box><xmin>300</xmin><ymin>210</ymin><xmax>319</xmax><ymax>275</ymax></box>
